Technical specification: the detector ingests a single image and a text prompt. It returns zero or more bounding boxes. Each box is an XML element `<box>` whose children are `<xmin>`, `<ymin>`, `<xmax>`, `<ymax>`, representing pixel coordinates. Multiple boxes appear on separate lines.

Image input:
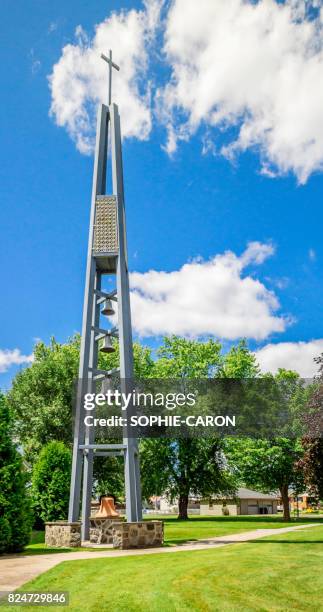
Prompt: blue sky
<box><xmin>1</xmin><ymin>0</ymin><xmax>323</xmax><ymax>387</ymax></box>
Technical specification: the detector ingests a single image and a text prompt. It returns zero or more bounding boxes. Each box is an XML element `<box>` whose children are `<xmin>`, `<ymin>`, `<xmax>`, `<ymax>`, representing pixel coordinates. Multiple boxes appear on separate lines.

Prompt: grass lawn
<box><xmin>6</xmin><ymin>524</ymin><xmax>323</xmax><ymax>611</ymax></box>
<box><xmin>157</xmin><ymin>514</ymin><xmax>323</xmax><ymax>545</ymax></box>
<box><xmin>23</xmin><ymin>514</ymin><xmax>323</xmax><ymax>554</ymax></box>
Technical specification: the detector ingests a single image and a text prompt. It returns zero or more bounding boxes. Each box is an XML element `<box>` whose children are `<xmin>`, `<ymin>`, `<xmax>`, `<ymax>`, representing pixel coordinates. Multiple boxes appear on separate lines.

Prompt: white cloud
<box><xmin>255</xmin><ymin>339</ymin><xmax>323</xmax><ymax>377</ymax></box>
<box><xmin>49</xmin><ymin>0</ymin><xmax>161</xmax><ymax>153</ymax></box>
<box><xmin>0</xmin><ymin>349</ymin><xmax>34</xmax><ymax>374</ymax></box>
<box><xmin>159</xmin><ymin>0</ymin><xmax>323</xmax><ymax>183</ymax></box>
<box><xmin>49</xmin><ymin>0</ymin><xmax>323</xmax><ymax>183</ymax></box>
<box><xmin>130</xmin><ymin>241</ymin><xmax>289</xmax><ymax>339</ymax></box>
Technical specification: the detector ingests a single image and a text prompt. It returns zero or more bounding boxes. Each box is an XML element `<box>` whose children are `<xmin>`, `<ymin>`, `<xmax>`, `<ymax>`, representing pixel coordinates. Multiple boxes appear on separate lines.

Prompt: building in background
<box><xmin>200</xmin><ymin>488</ymin><xmax>279</xmax><ymax>516</ymax></box>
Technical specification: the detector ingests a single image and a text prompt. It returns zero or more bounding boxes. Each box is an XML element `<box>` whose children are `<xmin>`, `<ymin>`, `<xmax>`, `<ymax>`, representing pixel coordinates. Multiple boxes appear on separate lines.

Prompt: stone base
<box><xmin>112</xmin><ymin>521</ymin><xmax>164</xmax><ymax>549</ymax></box>
<box><xmin>89</xmin><ymin>516</ymin><xmax>125</xmax><ymax>544</ymax></box>
<box><xmin>45</xmin><ymin>521</ymin><xmax>81</xmax><ymax>548</ymax></box>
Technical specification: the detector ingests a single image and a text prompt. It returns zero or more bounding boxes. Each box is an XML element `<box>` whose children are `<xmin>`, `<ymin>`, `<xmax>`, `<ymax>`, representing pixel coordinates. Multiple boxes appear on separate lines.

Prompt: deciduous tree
<box><xmin>141</xmin><ymin>336</ymin><xmax>236</xmax><ymax>519</ymax></box>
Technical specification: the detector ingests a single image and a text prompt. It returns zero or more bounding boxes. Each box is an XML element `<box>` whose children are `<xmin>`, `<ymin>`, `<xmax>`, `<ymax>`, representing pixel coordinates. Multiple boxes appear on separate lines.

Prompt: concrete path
<box><xmin>0</xmin><ymin>523</ymin><xmax>320</xmax><ymax>592</ymax></box>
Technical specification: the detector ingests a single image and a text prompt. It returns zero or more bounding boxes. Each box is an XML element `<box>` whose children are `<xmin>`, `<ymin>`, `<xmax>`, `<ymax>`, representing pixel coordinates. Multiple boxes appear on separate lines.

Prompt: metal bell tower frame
<box><xmin>68</xmin><ymin>51</ymin><xmax>142</xmax><ymax>540</ymax></box>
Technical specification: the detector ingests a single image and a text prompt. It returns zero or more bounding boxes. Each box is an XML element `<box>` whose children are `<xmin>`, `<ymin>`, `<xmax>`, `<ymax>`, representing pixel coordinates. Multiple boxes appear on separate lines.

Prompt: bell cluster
<box><xmin>100</xmin><ymin>299</ymin><xmax>116</xmax><ymax>354</ymax></box>
<box><xmin>97</xmin><ymin>295</ymin><xmax>118</xmax><ymax>398</ymax></box>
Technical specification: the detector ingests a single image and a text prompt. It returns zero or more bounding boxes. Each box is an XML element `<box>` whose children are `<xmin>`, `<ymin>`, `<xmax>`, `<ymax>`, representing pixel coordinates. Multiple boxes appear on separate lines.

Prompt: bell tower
<box><xmin>68</xmin><ymin>51</ymin><xmax>142</xmax><ymax>541</ymax></box>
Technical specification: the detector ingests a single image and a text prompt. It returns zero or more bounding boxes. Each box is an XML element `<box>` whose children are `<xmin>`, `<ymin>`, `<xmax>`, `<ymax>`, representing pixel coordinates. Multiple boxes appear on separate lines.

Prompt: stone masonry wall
<box><xmin>112</xmin><ymin>521</ymin><xmax>164</xmax><ymax>549</ymax></box>
<box><xmin>89</xmin><ymin>516</ymin><xmax>125</xmax><ymax>544</ymax></box>
<box><xmin>45</xmin><ymin>522</ymin><xmax>81</xmax><ymax>548</ymax></box>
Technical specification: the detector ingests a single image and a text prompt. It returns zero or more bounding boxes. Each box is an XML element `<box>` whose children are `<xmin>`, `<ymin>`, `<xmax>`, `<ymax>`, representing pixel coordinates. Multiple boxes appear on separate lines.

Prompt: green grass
<box><xmin>22</xmin><ymin>515</ymin><xmax>323</xmax><ymax>554</ymax></box>
<box><xmin>158</xmin><ymin>514</ymin><xmax>323</xmax><ymax>546</ymax></box>
<box><xmin>5</xmin><ymin>524</ymin><xmax>323</xmax><ymax>611</ymax></box>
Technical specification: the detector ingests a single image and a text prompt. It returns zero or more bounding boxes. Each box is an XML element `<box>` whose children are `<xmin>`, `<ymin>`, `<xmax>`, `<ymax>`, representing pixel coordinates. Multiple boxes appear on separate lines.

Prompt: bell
<box><xmin>101</xmin><ymin>299</ymin><xmax>115</xmax><ymax>317</ymax></box>
<box><xmin>95</xmin><ymin>495</ymin><xmax>120</xmax><ymax>518</ymax></box>
<box><xmin>100</xmin><ymin>335</ymin><xmax>116</xmax><ymax>353</ymax></box>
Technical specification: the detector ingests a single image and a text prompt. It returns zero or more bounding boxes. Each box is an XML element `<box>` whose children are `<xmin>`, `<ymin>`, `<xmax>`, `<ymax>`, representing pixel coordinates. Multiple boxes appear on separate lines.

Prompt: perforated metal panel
<box><xmin>92</xmin><ymin>195</ymin><xmax>118</xmax><ymax>253</ymax></box>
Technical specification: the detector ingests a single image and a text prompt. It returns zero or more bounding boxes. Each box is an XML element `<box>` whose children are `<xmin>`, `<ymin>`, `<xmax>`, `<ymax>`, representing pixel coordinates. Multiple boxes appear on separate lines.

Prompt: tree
<box><xmin>299</xmin><ymin>354</ymin><xmax>323</xmax><ymax>499</ymax></box>
<box><xmin>154</xmin><ymin>336</ymin><xmax>222</xmax><ymax>378</ymax></box>
<box><xmin>226</xmin><ymin>437</ymin><xmax>304</xmax><ymax>520</ymax></box>
<box><xmin>8</xmin><ymin>336</ymin><xmax>80</xmax><ymax>464</ymax></box>
<box><xmin>141</xmin><ymin>437</ymin><xmax>235</xmax><ymax>519</ymax></box>
<box><xmin>0</xmin><ymin>393</ymin><xmax>32</xmax><ymax>553</ymax></box>
<box><xmin>225</xmin><ymin>369</ymin><xmax>307</xmax><ymax>520</ymax></box>
<box><xmin>141</xmin><ymin>336</ymin><xmax>237</xmax><ymax>519</ymax></box>
<box><xmin>218</xmin><ymin>339</ymin><xmax>260</xmax><ymax>379</ymax></box>
<box><xmin>301</xmin><ymin>435</ymin><xmax>323</xmax><ymax>500</ymax></box>
<box><xmin>31</xmin><ymin>441</ymin><xmax>72</xmax><ymax>524</ymax></box>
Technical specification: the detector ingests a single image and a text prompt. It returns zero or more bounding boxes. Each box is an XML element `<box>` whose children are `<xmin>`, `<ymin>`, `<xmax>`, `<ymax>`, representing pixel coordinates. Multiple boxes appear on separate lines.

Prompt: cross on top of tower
<box><xmin>101</xmin><ymin>50</ymin><xmax>120</xmax><ymax>106</ymax></box>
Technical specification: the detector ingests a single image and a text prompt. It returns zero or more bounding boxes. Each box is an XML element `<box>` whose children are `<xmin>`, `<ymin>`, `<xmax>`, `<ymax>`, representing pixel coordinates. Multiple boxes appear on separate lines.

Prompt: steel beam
<box><xmin>79</xmin><ymin>444</ymin><xmax>127</xmax><ymax>450</ymax></box>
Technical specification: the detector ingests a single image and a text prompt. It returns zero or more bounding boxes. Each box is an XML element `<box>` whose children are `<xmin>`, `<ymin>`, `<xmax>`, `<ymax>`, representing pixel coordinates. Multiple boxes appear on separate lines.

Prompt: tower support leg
<box><xmin>81</xmin><ymin>270</ymin><xmax>101</xmax><ymax>540</ymax></box>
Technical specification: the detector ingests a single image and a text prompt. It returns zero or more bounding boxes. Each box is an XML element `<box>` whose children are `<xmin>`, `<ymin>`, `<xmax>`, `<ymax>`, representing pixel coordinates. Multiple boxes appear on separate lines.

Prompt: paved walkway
<box><xmin>0</xmin><ymin>523</ymin><xmax>320</xmax><ymax>592</ymax></box>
